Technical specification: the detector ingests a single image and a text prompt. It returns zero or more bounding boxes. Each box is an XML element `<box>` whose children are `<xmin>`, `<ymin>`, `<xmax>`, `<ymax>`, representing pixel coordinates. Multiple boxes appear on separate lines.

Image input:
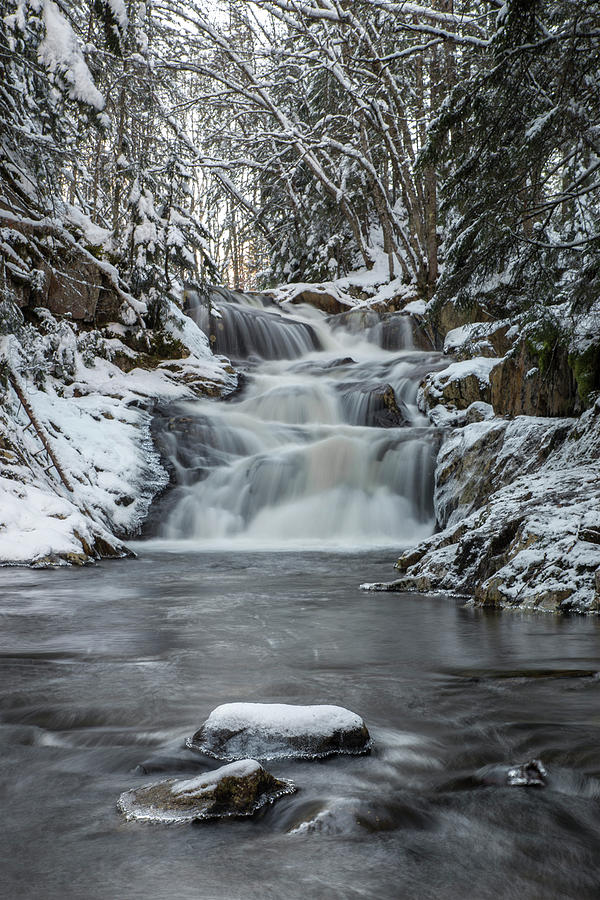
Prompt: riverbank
<box><xmin>379</xmin><ymin>297</ymin><xmax>600</xmax><ymax>614</ymax></box>
<box><xmin>0</xmin><ymin>301</ymin><xmax>235</xmax><ymax>566</ymax></box>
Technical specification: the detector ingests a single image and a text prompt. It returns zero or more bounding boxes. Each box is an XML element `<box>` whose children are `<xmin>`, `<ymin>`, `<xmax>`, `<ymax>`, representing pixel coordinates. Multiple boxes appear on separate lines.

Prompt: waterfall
<box><xmin>152</xmin><ymin>289</ymin><xmax>442</xmax><ymax>550</ymax></box>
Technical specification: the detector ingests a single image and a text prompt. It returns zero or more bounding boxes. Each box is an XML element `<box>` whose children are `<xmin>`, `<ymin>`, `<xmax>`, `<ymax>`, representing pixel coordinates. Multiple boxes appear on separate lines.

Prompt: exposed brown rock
<box><xmin>490</xmin><ymin>340</ymin><xmax>578</xmax><ymax>417</ymax></box>
<box><xmin>291</xmin><ymin>288</ymin><xmax>348</xmax><ymax>315</ymax></box>
<box><xmin>421</xmin><ymin>366</ymin><xmax>496</xmax><ymax>411</ymax></box>
<box><xmin>434</xmin><ymin>299</ymin><xmax>494</xmax><ymax>343</ymax></box>
<box><xmin>118</xmin><ymin>760</ymin><xmax>295</xmax><ymax>824</ymax></box>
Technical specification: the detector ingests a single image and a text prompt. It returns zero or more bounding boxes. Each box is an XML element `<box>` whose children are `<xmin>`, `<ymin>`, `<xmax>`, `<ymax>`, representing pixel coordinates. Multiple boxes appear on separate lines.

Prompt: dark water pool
<box><xmin>1</xmin><ymin>550</ymin><xmax>600</xmax><ymax>899</ymax></box>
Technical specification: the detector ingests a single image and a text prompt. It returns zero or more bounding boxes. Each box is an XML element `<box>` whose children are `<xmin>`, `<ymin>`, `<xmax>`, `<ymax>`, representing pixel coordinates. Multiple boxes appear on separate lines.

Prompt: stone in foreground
<box><xmin>117</xmin><ymin>759</ymin><xmax>295</xmax><ymax>824</ymax></box>
<box><xmin>187</xmin><ymin>702</ymin><xmax>371</xmax><ymax>761</ymax></box>
<box><xmin>476</xmin><ymin>758</ymin><xmax>548</xmax><ymax>789</ymax></box>
<box><xmin>506</xmin><ymin>759</ymin><xmax>547</xmax><ymax>787</ymax></box>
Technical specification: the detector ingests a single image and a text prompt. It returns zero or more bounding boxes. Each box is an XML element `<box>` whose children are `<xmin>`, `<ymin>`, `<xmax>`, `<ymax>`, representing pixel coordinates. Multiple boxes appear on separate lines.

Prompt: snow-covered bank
<box><xmin>0</xmin><ymin>302</ymin><xmax>235</xmax><ymax>567</ymax></box>
<box><xmin>364</xmin><ymin>406</ymin><xmax>600</xmax><ymax>612</ymax></box>
<box><xmin>267</xmin><ymin>243</ymin><xmax>425</xmax><ymax>313</ymax></box>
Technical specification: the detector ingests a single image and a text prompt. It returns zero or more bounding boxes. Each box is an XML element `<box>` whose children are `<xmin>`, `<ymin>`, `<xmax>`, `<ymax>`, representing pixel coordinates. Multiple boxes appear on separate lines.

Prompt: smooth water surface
<box><xmin>2</xmin><ymin>550</ymin><xmax>600</xmax><ymax>900</ymax></box>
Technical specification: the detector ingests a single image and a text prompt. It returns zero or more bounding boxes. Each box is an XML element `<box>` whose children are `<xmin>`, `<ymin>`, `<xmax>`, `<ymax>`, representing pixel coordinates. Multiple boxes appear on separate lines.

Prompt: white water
<box><xmin>153</xmin><ymin>291</ymin><xmax>443</xmax><ymax>550</ymax></box>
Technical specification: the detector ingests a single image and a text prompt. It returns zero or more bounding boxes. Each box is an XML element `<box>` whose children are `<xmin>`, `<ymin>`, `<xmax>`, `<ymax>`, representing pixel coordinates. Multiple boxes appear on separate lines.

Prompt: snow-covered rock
<box><xmin>363</xmin><ymin>401</ymin><xmax>600</xmax><ymax>613</ymax></box>
<box><xmin>419</xmin><ymin>356</ymin><xmax>503</xmax><ymax>411</ymax></box>
<box><xmin>117</xmin><ymin>759</ymin><xmax>295</xmax><ymax>824</ymax></box>
<box><xmin>187</xmin><ymin>702</ymin><xmax>371</xmax><ymax>761</ymax></box>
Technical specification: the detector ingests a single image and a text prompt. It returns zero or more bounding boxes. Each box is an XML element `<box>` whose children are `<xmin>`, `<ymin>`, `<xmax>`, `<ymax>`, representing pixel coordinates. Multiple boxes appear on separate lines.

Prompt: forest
<box><xmin>2</xmin><ymin>1</ymin><xmax>599</xmax><ymax>314</ymax></box>
<box><xmin>2</xmin><ymin>4</ymin><xmax>600</xmax><ymax>898</ymax></box>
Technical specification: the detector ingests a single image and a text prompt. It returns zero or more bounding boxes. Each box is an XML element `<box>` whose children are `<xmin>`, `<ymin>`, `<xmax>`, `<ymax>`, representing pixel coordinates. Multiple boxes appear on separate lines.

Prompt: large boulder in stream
<box><xmin>187</xmin><ymin>702</ymin><xmax>371</xmax><ymax>761</ymax></box>
<box><xmin>118</xmin><ymin>759</ymin><xmax>295</xmax><ymax>823</ymax></box>
<box><xmin>338</xmin><ymin>381</ymin><xmax>411</xmax><ymax>427</ymax></box>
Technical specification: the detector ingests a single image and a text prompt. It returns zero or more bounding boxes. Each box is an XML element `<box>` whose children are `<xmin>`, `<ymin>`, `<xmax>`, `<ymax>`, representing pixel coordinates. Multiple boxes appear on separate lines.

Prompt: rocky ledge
<box><xmin>187</xmin><ymin>702</ymin><xmax>371</xmax><ymax>761</ymax></box>
<box><xmin>118</xmin><ymin>759</ymin><xmax>295</xmax><ymax>824</ymax></box>
<box><xmin>365</xmin><ymin>400</ymin><xmax>600</xmax><ymax>613</ymax></box>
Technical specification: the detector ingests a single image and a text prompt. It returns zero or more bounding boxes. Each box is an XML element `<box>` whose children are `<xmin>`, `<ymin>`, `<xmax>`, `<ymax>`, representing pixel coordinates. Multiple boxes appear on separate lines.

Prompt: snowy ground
<box><xmin>268</xmin><ymin>243</ymin><xmax>422</xmax><ymax>311</ymax></box>
<box><xmin>0</xmin><ymin>302</ymin><xmax>235</xmax><ymax>566</ymax></box>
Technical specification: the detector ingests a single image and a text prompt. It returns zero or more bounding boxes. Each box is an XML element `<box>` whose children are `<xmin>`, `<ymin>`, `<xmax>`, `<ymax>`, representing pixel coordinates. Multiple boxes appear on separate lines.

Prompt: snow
<box><xmin>107</xmin><ymin>0</ymin><xmax>128</xmax><ymax>32</ymax></box>
<box><xmin>0</xmin><ymin>303</ymin><xmax>235</xmax><ymax>566</ymax></box>
<box><xmin>443</xmin><ymin>324</ymin><xmax>479</xmax><ymax>354</ymax></box>
<box><xmin>403</xmin><ymin>299</ymin><xmax>427</xmax><ymax>315</ymax></box>
<box><xmin>171</xmin><ymin>760</ymin><xmax>262</xmax><ymax>797</ymax></box>
<box><xmin>0</xmin><ymin>477</ymin><xmax>108</xmax><ymax>565</ymax></box>
<box><xmin>64</xmin><ymin>204</ymin><xmax>112</xmax><ymax>249</ymax></box>
<box><xmin>38</xmin><ymin>1</ymin><xmax>105</xmax><ymax>111</ymax></box>
<box><xmin>437</xmin><ymin>357</ymin><xmax>500</xmax><ymax>382</ymax></box>
<box><xmin>269</xmin><ymin>242</ymin><xmax>424</xmax><ymax>313</ymax></box>
<box><xmin>201</xmin><ymin>703</ymin><xmax>364</xmax><ymax>737</ymax></box>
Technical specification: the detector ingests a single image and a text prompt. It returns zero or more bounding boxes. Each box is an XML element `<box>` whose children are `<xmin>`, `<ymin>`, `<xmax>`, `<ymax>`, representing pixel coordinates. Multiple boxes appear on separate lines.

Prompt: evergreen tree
<box><xmin>426</xmin><ymin>0</ymin><xmax>600</xmax><ymax>322</ymax></box>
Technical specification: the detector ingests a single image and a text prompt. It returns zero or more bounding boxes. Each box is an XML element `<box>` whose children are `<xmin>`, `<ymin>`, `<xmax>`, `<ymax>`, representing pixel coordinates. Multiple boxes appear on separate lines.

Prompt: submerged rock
<box><xmin>475</xmin><ymin>759</ymin><xmax>548</xmax><ymax>789</ymax></box>
<box><xmin>506</xmin><ymin>759</ymin><xmax>547</xmax><ymax>787</ymax></box>
<box><xmin>117</xmin><ymin>759</ymin><xmax>295</xmax><ymax>823</ymax></box>
<box><xmin>187</xmin><ymin>702</ymin><xmax>371</xmax><ymax>760</ymax></box>
<box><xmin>337</xmin><ymin>381</ymin><xmax>411</xmax><ymax>427</ymax></box>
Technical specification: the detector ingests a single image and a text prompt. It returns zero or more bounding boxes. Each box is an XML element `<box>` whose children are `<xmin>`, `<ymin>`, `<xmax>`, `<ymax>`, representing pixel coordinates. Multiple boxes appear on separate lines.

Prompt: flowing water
<box><xmin>2</xmin><ymin>292</ymin><xmax>600</xmax><ymax>899</ymax></box>
<box><xmin>2</xmin><ymin>552</ymin><xmax>600</xmax><ymax>900</ymax></box>
<box><xmin>152</xmin><ymin>289</ymin><xmax>441</xmax><ymax>549</ymax></box>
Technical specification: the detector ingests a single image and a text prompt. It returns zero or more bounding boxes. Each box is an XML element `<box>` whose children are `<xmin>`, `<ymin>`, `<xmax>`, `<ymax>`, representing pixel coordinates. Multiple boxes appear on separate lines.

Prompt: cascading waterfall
<box><xmin>152</xmin><ymin>289</ymin><xmax>443</xmax><ymax>550</ymax></box>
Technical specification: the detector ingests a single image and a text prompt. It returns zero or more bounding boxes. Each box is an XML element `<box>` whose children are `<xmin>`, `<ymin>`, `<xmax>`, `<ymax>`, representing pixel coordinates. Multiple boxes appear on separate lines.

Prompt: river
<box><xmin>1</xmin><ymin>293</ymin><xmax>600</xmax><ymax>899</ymax></box>
<box><xmin>2</xmin><ymin>551</ymin><xmax>600</xmax><ymax>899</ymax></box>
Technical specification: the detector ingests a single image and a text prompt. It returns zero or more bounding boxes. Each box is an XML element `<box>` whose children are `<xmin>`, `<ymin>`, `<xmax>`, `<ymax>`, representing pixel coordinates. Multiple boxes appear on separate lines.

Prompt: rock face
<box><xmin>432</xmin><ymin>298</ymin><xmax>495</xmax><ymax>344</ymax></box>
<box><xmin>420</xmin><ymin>357</ymin><xmax>501</xmax><ymax>412</ymax></box>
<box><xmin>433</xmin><ymin>417</ymin><xmax>571</xmax><ymax>529</ymax></box>
<box><xmin>489</xmin><ymin>340</ymin><xmax>578</xmax><ymax>417</ymax></box>
<box><xmin>398</xmin><ymin>295</ymin><xmax>600</xmax><ymax>613</ymax></box>
<box><xmin>364</xmin><ymin>400</ymin><xmax>600</xmax><ymax>613</ymax></box>
<box><xmin>118</xmin><ymin>759</ymin><xmax>295</xmax><ymax>823</ymax></box>
<box><xmin>4</xmin><ymin>221</ymin><xmax>121</xmax><ymax>324</ymax></box>
<box><xmin>187</xmin><ymin>703</ymin><xmax>371</xmax><ymax>761</ymax></box>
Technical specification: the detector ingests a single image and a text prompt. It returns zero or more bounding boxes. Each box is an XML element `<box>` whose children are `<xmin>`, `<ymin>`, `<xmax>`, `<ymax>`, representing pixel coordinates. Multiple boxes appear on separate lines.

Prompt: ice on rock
<box><xmin>171</xmin><ymin>760</ymin><xmax>262</xmax><ymax>797</ymax></box>
<box><xmin>187</xmin><ymin>702</ymin><xmax>371</xmax><ymax>760</ymax></box>
<box><xmin>117</xmin><ymin>759</ymin><xmax>295</xmax><ymax>824</ymax></box>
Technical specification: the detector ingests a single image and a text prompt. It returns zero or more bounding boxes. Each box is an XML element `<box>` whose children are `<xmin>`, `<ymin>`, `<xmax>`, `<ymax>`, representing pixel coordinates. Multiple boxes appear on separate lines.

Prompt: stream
<box><xmin>2</xmin><ymin>293</ymin><xmax>600</xmax><ymax>899</ymax></box>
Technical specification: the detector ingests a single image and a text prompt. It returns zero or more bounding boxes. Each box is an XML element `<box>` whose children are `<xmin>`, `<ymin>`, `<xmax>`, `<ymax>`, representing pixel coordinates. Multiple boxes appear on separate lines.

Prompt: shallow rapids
<box><xmin>151</xmin><ymin>290</ymin><xmax>443</xmax><ymax>549</ymax></box>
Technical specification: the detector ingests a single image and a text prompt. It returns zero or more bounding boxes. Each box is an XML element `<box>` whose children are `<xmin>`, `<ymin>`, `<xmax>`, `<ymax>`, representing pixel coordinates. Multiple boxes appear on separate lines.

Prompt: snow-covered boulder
<box><xmin>117</xmin><ymin>759</ymin><xmax>295</xmax><ymax>824</ymax></box>
<box><xmin>420</xmin><ymin>356</ymin><xmax>502</xmax><ymax>412</ymax></box>
<box><xmin>187</xmin><ymin>703</ymin><xmax>371</xmax><ymax>761</ymax></box>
